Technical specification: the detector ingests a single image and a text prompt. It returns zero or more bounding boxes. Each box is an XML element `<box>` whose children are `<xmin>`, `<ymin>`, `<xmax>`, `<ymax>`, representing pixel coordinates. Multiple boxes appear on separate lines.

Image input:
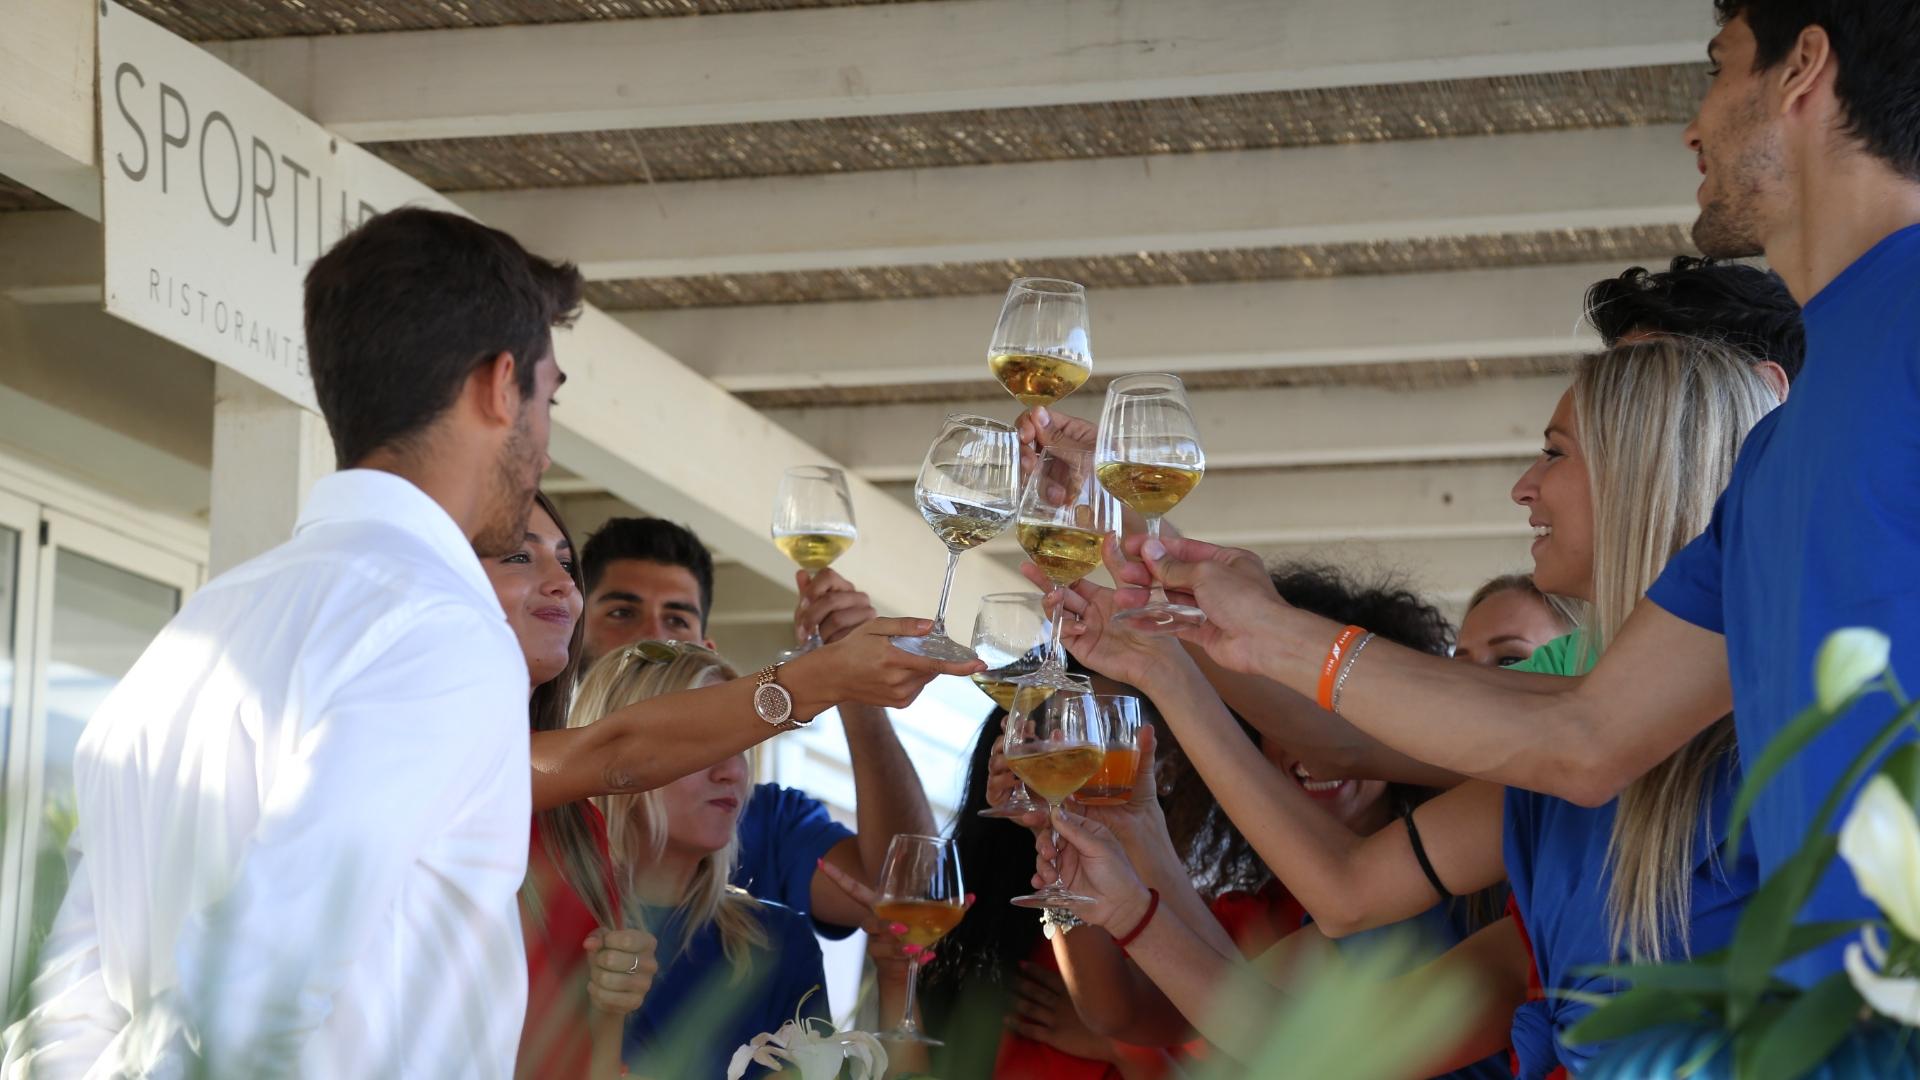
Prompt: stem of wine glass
<box><xmin>1047</xmin><ymin>801</ymin><xmax>1067</xmax><ymax>888</ymax></box>
<box><xmin>898</xmin><ymin>958</ymin><xmax>922</xmax><ymax>1034</ymax></box>
<box><xmin>929</xmin><ymin>549</ymin><xmax>961</xmax><ymax>638</ymax></box>
<box><xmin>1145</xmin><ymin>515</ymin><xmax>1170</xmax><ymax>607</ymax></box>
<box><xmin>1045</xmin><ymin>589</ymin><xmax>1069</xmax><ymax>671</ymax></box>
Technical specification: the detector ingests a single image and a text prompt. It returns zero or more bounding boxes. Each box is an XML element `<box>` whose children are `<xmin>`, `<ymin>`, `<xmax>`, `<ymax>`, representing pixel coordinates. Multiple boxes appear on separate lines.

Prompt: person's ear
<box><xmin>471</xmin><ymin>350</ymin><xmax>522</xmax><ymax>428</ymax></box>
<box><xmin>1753</xmin><ymin>360</ymin><xmax>1791</xmax><ymax>404</ymax></box>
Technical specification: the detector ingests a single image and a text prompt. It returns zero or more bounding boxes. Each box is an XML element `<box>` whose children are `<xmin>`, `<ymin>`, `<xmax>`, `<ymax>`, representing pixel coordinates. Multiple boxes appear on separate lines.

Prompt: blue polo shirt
<box><xmin>1647</xmin><ymin>223</ymin><xmax>1920</xmax><ymax>982</ymax></box>
<box><xmin>731</xmin><ymin>782</ymin><xmax>858</xmax><ymax>938</ymax></box>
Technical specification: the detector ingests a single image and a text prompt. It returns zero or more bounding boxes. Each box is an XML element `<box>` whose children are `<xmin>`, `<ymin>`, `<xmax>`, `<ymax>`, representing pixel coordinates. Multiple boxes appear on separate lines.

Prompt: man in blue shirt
<box><xmin>1121</xmin><ymin>0</ymin><xmax>1920</xmax><ymax>984</ymax></box>
<box><xmin>579</xmin><ymin>517</ymin><xmax>936</xmax><ymax>939</ymax></box>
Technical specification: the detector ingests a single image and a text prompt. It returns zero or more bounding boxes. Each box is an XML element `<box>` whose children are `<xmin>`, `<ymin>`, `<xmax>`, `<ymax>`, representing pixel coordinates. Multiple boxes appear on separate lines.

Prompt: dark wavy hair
<box><xmin>1583</xmin><ymin>256</ymin><xmax>1804</xmax><ymax>381</ymax></box>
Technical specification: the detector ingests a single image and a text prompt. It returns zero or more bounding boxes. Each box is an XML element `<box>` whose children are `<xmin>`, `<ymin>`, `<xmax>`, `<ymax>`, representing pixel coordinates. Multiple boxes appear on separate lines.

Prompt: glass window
<box><xmin>28</xmin><ymin>549</ymin><xmax>178</xmax><ymax>950</ymax></box>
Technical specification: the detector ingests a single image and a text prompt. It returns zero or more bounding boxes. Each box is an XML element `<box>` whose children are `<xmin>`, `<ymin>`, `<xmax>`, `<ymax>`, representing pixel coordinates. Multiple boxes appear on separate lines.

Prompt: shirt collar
<box><xmin>297</xmin><ymin>469</ymin><xmax>499</xmax><ymax>608</ymax></box>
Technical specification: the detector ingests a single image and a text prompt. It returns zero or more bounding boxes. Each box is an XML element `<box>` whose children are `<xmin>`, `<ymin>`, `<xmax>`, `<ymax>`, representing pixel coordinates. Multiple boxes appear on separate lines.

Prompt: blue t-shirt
<box><xmin>1505</xmin><ymin>636</ymin><xmax>1759</xmax><ymax>1077</ymax></box>
<box><xmin>623</xmin><ymin>898</ymin><xmax>830</xmax><ymax>1078</ymax></box>
<box><xmin>1647</xmin><ymin>223</ymin><xmax>1920</xmax><ymax>983</ymax></box>
<box><xmin>732</xmin><ymin>782</ymin><xmax>858</xmax><ymax>939</ymax></box>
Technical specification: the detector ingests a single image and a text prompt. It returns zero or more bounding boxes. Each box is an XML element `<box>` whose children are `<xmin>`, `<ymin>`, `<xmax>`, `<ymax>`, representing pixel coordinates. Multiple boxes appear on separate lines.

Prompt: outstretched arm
<box><xmin>1133</xmin><ymin>537</ymin><xmax>1729</xmax><ymax>806</ymax></box>
<box><xmin>531</xmin><ymin>618</ymin><xmax>980</xmax><ymax>811</ymax></box>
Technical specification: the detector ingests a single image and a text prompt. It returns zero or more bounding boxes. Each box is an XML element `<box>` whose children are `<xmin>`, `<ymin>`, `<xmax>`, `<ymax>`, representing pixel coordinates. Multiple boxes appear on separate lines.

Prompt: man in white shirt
<box><xmin>3</xmin><ymin>207</ymin><xmax>579</xmax><ymax>1078</ymax></box>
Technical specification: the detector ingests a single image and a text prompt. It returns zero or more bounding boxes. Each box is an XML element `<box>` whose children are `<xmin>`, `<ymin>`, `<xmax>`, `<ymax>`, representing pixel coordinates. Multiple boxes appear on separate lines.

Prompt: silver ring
<box><xmin>625</xmin><ymin>953</ymin><xmax>641</xmax><ymax>974</ymax></box>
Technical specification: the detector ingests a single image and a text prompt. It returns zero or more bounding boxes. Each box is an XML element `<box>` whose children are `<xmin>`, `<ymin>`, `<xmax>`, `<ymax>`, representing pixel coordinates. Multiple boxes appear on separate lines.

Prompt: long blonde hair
<box><xmin>1568</xmin><ymin>339</ymin><xmax>1777</xmax><ymax>961</ymax></box>
<box><xmin>570</xmin><ymin>643</ymin><xmax>768</xmax><ymax>974</ymax></box>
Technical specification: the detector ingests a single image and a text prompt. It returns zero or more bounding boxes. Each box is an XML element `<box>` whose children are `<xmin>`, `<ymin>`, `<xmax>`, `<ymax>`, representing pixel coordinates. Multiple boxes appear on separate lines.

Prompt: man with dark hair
<box><xmin>579</xmin><ymin>516</ymin><xmax>936</xmax><ymax>938</ymax></box>
<box><xmin>6</xmin><ymin>207</ymin><xmax>576</xmax><ymax>1077</ymax></box>
<box><xmin>1584</xmin><ymin>255</ymin><xmax>1804</xmax><ymax>396</ymax></box>
<box><xmin>1128</xmin><ymin>0</ymin><xmax>1920</xmax><ymax>986</ymax></box>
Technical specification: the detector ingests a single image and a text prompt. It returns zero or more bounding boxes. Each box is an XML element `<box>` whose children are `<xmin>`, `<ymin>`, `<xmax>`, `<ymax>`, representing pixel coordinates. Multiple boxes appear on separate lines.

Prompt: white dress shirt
<box><xmin>2</xmin><ymin>470</ymin><xmax>531</xmax><ymax>1079</ymax></box>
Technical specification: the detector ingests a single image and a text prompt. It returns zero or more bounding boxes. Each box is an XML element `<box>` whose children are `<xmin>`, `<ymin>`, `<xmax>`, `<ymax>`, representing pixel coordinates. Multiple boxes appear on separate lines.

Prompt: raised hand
<box><xmin>1029</xmin><ymin>556</ymin><xmax>1183</xmax><ymax>692</ymax></box>
<box><xmin>1007</xmin><ymin>962</ymin><xmax>1123</xmax><ymax>1063</ymax></box>
<box><xmin>793</xmin><ymin>567</ymin><xmax>878</xmax><ymax>646</ymax></box>
<box><xmin>799</xmin><ymin>618</ymin><xmax>985</xmax><ymax>709</ymax></box>
<box><xmin>1034</xmin><ymin>806</ymin><xmax>1153</xmax><ymax>933</ymax></box>
<box><xmin>1124</xmin><ymin>533</ymin><xmax>1289</xmax><ymax>675</ymax></box>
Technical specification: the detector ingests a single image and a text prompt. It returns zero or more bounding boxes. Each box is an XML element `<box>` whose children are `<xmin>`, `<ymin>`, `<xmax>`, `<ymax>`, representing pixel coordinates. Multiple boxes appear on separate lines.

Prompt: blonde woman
<box><xmin>571</xmin><ymin>643</ymin><xmax>829</xmax><ymax>1079</ymax></box>
<box><xmin>1041</xmin><ymin>338</ymin><xmax>1772</xmax><ymax>1077</ymax></box>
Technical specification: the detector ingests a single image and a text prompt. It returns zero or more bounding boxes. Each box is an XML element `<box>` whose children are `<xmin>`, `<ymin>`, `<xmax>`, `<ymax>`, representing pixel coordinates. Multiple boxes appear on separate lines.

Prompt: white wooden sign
<box><xmin>97</xmin><ymin>2</ymin><xmax>461</xmax><ymax>413</ymax></box>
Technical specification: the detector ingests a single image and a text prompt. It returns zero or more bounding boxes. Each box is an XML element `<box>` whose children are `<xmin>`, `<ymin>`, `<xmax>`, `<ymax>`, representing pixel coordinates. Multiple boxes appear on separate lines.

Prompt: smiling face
<box><xmin>656</xmin><ymin>751</ymin><xmax>751</xmax><ymax>857</ymax></box>
<box><xmin>484</xmin><ymin>500</ymin><xmax>581</xmax><ymax>690</ymax></box>
<box><xmin>1684</xmin><ymin>16</ymin><xmax>1787</xmax><ymax>259</ymax></box>
<box><xmin>1510</xmin><ymin>389</ymin><xmax>1596</xmax><ymax>603</ymax></box>
<box><xmin>1261</xmin><ymin>739</ymin><xmax>1391</xmax><ymax>834</ymax></box>
<box><xmin>1455</xmin><ymin>587</ymin><xmax>1566</xmax><ymax>668</ymax></box>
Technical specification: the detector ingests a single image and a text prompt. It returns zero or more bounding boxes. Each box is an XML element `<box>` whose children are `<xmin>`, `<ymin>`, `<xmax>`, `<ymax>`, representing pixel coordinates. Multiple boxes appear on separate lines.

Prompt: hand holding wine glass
<box><xmin>892</xmin><ymin>415</ymin><xmax>1019</xmax><ymax>663</ymax></box>
<box><xmin>1123</xmin><ymin>532</ymin><xmax>1293</xmax><ymax>677</ymax></box>
<box><xmin>1095</xmin><ymin>374</ymin><xmax>1207</xmax><ymax>632</ymax></box>
<box><xmin>1009</xmin><ymin>694</ymin><xmax>1108</xmax><ymax>909</ymax></box>
<box><xmin>866</xmin><ymin>834</ymin><xmax>969</xmax><ymax>1045</ymax></box>
<box><xmin>1031</xmin><ymin>805</ymin><xmax>1154</xmax><ymax>934</ymax></box>
<box><xmin>771</xmin><ymin>466</ymin><xmax>859</xmax><ymax>660</ymax></box>
<box><xmin>1015</xmin><ymin>446</ymin><xmax>1116</xmax><ymax>693</ymax></box>
<box><xmin>990</xmin><ymin>278</ymin><xmax>1092</xmax><ymax>409</ymax></box>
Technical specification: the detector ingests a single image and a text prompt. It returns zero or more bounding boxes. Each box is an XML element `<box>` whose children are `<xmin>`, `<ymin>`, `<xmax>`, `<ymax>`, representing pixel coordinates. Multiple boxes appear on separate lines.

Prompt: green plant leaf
<box><xmin>1728</xmin><ymin>835</ymin><xmax>1838</xmax><ymax>1025</ymax></box>
<box><xmin>1876</xmin><ymin>743</ymin><xmax>1920</xmax><ymax>807</ymax></box>
<box><xmin>1561</xmin><ymin>987</ymin><xmax>1708</xmax><ymax>1046</ymax></box>
<box><xmin>1573</xmin><ymin>961</ymin><xmax>1733</xmax><ymax>996</ymax></box>
<box><xmin>1728</xmin><ymin>701</ymin><xmax>1840</xmax><ymax>861</ymax></box>
<box><xmin>1692</xmin><ymin>919</ymin><xmax>1872</xmax><ymax>967</ymax></box>
<box><xmin>1807</xmin><ymin>701</ymin><xmax>1920</xmax><ymax>843</ymax></box>
<box><xmin>1746</xmin><ymin>972</ymin><xmax>1864</xmax><ymax>1080</ymax></box>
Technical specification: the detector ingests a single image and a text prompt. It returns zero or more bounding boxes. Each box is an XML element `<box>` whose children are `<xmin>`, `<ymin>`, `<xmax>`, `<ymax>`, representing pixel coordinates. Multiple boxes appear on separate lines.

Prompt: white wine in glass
<box><xmin>970</xmin><ymin>593</ymin><xmax>1053</xmax><ymax>820</ymax></box>
<box><xmin>1095</xmin><ymin>373</ymin><xmax>1207</xmax><ymax>632</ymax></box>
<box><xmin>1015</xmin><ymin>446</ymin><xmax>1116</xmax><ymax>692</ymax></box>
<box><xmin>989</xmin><ymin>278</ymin><xmax>1092</xmax><ymax>408</ymax></box>
<box><xmin>874</xmin><ymin>834</ymin><xmax>966</xmax><ymax>1045</ymax></box>
<box><xmin>770</xmin><ymin>465</ymin><xmax>858</xmax><ymax>659</ymax></box>
<box><xmin>891</xmin><ymin>415</ymin><xmax>1018</xmax><ymax>663</ymax></box>
<box><xmin>1008</xmin><ymin>694</ymin><xmax>1105</xmax><ymax>909</ymax></box>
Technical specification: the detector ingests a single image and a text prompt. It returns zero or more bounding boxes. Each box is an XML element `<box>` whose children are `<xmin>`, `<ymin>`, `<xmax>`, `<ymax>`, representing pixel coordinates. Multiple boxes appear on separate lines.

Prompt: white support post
<box><xmin>208</xmin><ymin>367</ymin><xmax>334</xmax><ymax>576</ymax></box>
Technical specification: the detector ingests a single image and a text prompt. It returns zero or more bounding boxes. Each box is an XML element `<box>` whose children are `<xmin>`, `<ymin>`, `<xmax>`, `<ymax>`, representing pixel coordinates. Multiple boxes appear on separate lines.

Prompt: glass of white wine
<box><xmin>970</xmin><ymin>593</ymin><xmax>1053</xmax><ymax>820</ymax></box>
<box><xmin>873</xmin><ymin>833</ymin><xmax>967</xmax><ymax>1045</ymax></box>
<box><xmin>1008</xmin><ymin>693</ymin><xmax>1106</xmax><ymax>909</ymax></box>
<box><xmin>1015</xmin><ymin>446</ymin><xmax>1116</xmax><ymax>691</ymax></box>
<box><xmin>890</xmin><ymin>414</ymin><xmax>1018</xmax><ymax>662</ymax></box>
<box><xmin>989</xmin><ymin>278</ymin><xmax>1092</xmax><ymax>409</ymax></box>
<box><xmin>1095</xmin><ymin>373</ymin><xmax>1207</xmax><ymax>632</ymax></box>
<box><xmin>771</xmin><ymin>465</ymin><xmax>859</xmax><ymax>661</ymax></box>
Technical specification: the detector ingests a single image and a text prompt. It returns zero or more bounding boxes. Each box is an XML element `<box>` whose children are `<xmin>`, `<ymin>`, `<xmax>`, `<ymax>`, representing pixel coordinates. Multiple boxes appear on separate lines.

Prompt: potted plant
<box><xmin>1569</xmin><ymin>629</ymin><xmax>1920</xmax><ymax>1080</ymax></box>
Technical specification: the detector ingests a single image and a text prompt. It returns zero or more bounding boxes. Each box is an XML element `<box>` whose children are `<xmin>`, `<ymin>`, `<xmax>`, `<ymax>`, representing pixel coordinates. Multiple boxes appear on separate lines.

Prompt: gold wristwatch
<box><xmin>752</xmin><ymin>664</ymin><xmax>807</xmax><ymax>728</ymax></box>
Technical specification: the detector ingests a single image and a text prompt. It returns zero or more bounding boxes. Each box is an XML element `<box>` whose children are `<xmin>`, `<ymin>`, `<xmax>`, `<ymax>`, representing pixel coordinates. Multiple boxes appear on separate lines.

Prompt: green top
<box><xmin>1508</xmin><ymin>632</ymin><xmax>1595</xmax><ymax>677</ymax></box>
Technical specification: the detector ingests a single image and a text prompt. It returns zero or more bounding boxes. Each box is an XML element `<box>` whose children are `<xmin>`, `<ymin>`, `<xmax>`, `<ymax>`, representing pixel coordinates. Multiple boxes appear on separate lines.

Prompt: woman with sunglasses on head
<box><xmin>1042</xmin><ymin>338</ymin><xmax>1770</xmax><ymax>1076</ymax></box>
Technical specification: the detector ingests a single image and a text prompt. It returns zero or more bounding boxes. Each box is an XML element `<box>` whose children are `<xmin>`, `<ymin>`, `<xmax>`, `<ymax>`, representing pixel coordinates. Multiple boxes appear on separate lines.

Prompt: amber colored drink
<box><xmin>1016</xmin><ymin>522</ymin><xmax>1104</xmax><ymax>586</ymax></box>
<box><xmin>874</xmin><ymin>898</ymin><xmax>968</xmax><ymax>948</ymax></box>
<box><xmin>969</xmin><ymin>673</ymin><xmax>1057</xmax><ymax>714</ymax></box>
<box><xmin>1007</xmin><ymin>744</ymin><xmax>1105</xmax><ymax>802</ymax></box>
<box><xmin>1095</xmin><ymin>461</ymin><xmax>1203</xmax><ymax>517</ymax></box>
<box><xmin>990</xmin><ymin>351</ymin><xmax>1091</xmax><ymax>408</ymax></box>
<box><xmin>773</xmin><ymin>530</ymin><xmax>855</xmax><ymax>571</ymax></box>
<box><xmin>1075</xmin><ymin>746</ymin><xmax>1139</xmax><ymax>805</ymax></box>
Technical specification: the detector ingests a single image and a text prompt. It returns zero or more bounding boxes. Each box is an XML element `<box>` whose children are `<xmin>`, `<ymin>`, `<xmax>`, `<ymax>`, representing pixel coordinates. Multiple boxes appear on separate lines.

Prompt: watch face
<box><xmin>754</xmin><ymin>681</ymin><xmax>793</xmax><ymax>723</ymax></box>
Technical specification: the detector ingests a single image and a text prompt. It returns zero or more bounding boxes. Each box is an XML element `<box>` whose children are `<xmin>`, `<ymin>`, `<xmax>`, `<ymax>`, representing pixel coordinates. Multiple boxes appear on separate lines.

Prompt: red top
<box><xmin>518</xmin><ymin>804</ymin><xmax>620</xmax><ymax>1080</ymax></box>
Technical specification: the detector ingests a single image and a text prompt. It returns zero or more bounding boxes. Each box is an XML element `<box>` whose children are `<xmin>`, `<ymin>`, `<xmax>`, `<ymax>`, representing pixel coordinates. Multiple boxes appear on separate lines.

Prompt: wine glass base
<box><xmin>889</xmin><ymin>633</ymin><xmax>979</xmax><ymax>663</ymax></box>
<box><xmin>877</xmin><ymin>1029</ymin><xmax>944</xmax><ymax>1047</ymax></box>
<box><xmin>1011</xmin><ymin>886</ymin><xmax>1097</xmax><ymax>909</ymax></box>
<box><xmin>1112</xmin><ymin>601</ymin><xmax>1206</xmax><ymax>635</ymax></box>
<box><xmin>977</xmin><ymin>799</ymin><xmax>1045</xmax><ymax>819</ymax></box>
<box><xmin>1022</xmin><ymin>668</ymin><xmax>1092</xmax><ymax>693</ymax></box>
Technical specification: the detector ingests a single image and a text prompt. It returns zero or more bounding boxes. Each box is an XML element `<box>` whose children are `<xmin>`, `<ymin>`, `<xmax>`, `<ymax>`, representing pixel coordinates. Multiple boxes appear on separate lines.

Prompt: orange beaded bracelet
<box><xmin>1317</xmin><ymin>625</ymin><xmax>1368</xmax><ymax>711</ymax></box>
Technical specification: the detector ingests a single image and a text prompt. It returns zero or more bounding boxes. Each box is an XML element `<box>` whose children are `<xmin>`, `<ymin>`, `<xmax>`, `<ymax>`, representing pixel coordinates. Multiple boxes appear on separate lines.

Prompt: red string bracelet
<box><xmin>1317</xmin><ymin>625</ymin><xmax>1367</xmax><ymax>711</ymax></box>
<box><xmin>1114</xmin><ymin>888</ymin><xmax>1160</xmax><ymax>951</ymax></box>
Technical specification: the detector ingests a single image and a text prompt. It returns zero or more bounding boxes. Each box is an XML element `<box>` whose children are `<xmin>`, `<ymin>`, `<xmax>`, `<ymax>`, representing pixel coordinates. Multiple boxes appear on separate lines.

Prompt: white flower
<box><xmin>1815</xmin><ymin>628</ymin><xmax>1891</xmax><ymax>713</ymax></box>
<box><xmin>1847</xmin><ymin>928</ymin><xmax>1920</xmax><ymax>1026</ymax></box>
<box><xmin>726</xmin><ymin>989</ymin><xmax>887</xmax><ymax>1080</ymax></box>
<box><xmin>1840</xmin><ymin>775</ymin><xmax>1920</xmax><ymax>941</ymax></box>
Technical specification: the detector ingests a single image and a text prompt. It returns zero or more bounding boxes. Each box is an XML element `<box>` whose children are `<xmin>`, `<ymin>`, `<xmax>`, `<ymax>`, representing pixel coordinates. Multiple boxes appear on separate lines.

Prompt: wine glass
<box><xmin>890</xmin><ymin>415</ymin><xmax>1018</xmax><ymax>662</ymax></box>
<box><xmin>873</xmin><ymin>834</ymin><xmax>966</xmax><ymax>1045</ymax></box>
<box><xmin>988</xmin><ymin>278</ymin><xmax>1093</xmax><ymax>409</ymax></box>
<box><xmin>970</xmin><ymin>593</ymin><xmax>1054</xmax><ymax>820</ymax></box>
<box><xmin>1015</xmin><ymin>446</ymin><xmax>1117</xmax><ymax>691</ymax></box>
<box><xmin>771</xmin><ymin>465</ymin><xmax>858</xmax><ymax>660</ymax></box>
<box><xmin>1008</xmin><ymin>694</ymin><xmax>1106</xmax><ymax>909</ymax></box>
<box><xmin>1094</xmin><ymin>373</ymin><xmax>1207</xmax><ymax>632</ymax></box>
<box><xmin>1069</xmin><ymin>694</ymin><xmax>1145</xmax><ymax>807</ymax></box>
